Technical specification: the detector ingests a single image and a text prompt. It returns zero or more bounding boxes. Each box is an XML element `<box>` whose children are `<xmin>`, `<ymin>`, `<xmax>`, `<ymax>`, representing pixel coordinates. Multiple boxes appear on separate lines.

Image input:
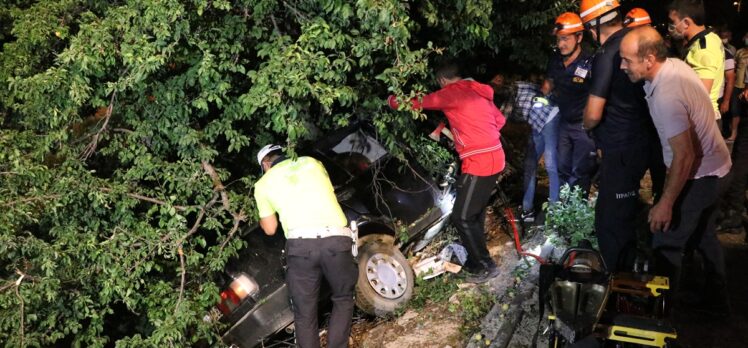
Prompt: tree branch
<box><xmin>13</xmin><ymin>271</ymin><xmax>25</xmax><ymax>347</ymax></box>
<box><xmin>100</xmin><ymin>188</ymin><xmax>188</xmax><ymax>211</ymax></box>
<box><xmin>270</xmin><ymin>14</ymin><xmax>280</xmax><ymax>34</ymax></box>
<box><xmin>81</xmin><ymin>91</ymin><xmax>117</xmax><ymax>160</ymax></box>
<box><xmin>200</xmin><ymin>161</ymin><xmax>247</xmax><ymax>250</ymax></box>
<box><xmin>201</xmin><ymin>161</ymin><xmax>230</xmax><ymax>211</ymax></box>
<box><xmin>1</xmin><ymin>195</ymin><xmax>62</xmax><ymax>208</ymax></box>
<box><xmin>174</xmin><ymin>245</ymin><xmax>185</xmax><ymax>315</ymax></box>
<box><xmin>219</xmin><ymin>210</ymin><xmax>246</xmax><ymax>253</ymax></box>
<box><xmin>173</xmin><ymin>193</ymin><xmax>220</xmax><ymax>314</ymax></box>
<box><xmin>111</xmin><ymin>128</ymin><xmax>133</xmax><ymax>134</ymax></box>
<box><xmin>282</xmin><ymin>1</ymin><xmax>308</xmax><ymax>22</ymax></box>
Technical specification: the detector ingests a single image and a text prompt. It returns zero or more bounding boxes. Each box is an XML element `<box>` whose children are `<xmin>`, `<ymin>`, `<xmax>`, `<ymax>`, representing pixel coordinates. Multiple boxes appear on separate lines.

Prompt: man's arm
<box><xmin>259</xmin><ymin>215</ymin><xmax>279</xmax><ymax>236</ymax></box>
<box><xmin>648</xmin><ymin>129</ymin><xmax>696</xmax><ymax>233</ymax></box>
<box><xmin>583</xmin><ymin>95</ymin><xmax>606</xmax><ymax>130</ymax></box>
<box><xmin>720</xmin><ymin>70</ymin><xmax>735</xmax><ymax>114</ymax></box>
<box><xmin>388</xmin><ymin>88</ymin><xmax>455</xmax><ymax>112</ymax></box>
<box><xmin>700</xmin><ymin>78</ymin><xmax>714</xmax><ymax>98</ymax></box>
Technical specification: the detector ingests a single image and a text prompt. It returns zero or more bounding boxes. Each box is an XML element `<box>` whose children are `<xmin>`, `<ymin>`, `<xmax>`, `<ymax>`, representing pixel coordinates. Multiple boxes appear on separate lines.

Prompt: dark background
<box><xmin>625</xmin><ymin>0</ymin><xmax>748</xmax><ymax>38</ymax></box>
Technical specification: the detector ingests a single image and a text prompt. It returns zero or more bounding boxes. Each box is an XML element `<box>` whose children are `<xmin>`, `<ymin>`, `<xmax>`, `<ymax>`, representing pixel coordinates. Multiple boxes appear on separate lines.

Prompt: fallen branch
<box><xmin>81</xmin><ymin>91</ymin><xmax>117</xmax><ymax>160</ymax></box>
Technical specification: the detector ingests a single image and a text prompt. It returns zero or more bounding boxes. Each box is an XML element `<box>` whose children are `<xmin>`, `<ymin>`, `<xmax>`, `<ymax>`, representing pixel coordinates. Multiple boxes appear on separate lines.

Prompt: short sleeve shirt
<box><xmin>588</xmin><ymin>28</ymin><xmax>653</xmax><ymax>151</ymax></box>
<box><xmin>254</xmin><ymin>156</ymin><xmax>347</xmax><ymax>235</ymax></box>
<box><xmin>643</xmin><ymin>59</ymin><xmax>731</xmax><ymax>178</ymax></box>
<box><xmin>546</xmin><ymin>49</ymin><xmax>593</xmax><ymax>124</ymax></box>
<box><xmin>684</xmin><ymin>31</ymin><xmax>725</xmax><ymax>119</ymax></box>
<box><xmin>721</xmin><ymin>49</ymin><xmax>735</xmax><ymax>98</ymax></box>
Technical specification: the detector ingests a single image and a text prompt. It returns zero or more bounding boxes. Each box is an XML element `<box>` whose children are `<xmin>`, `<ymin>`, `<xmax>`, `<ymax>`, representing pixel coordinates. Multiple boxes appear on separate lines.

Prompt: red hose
<box><xmin>504</xmin><ymin>207</ymin><xmax>548</xmax><ymax>265</ymax></box>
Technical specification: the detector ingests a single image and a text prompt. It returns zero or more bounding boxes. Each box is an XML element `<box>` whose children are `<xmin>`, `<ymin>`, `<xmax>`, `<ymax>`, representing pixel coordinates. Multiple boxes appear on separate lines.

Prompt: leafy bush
<box><xmin>543</xmin><ymin>184</ymin><xmax>597</xmax><ymax>248</ymax></box>
<box><xmin>0</xmin><ymin>0</ymin><xmax>576</xmax><ymax>346</ymax></box>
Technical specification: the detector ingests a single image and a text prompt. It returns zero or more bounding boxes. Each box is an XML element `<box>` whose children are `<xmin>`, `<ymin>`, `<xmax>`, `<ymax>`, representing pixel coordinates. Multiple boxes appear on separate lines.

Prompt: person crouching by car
<box><xmin>388</xmin><ymin>60</ymin><xmax>506</xmax><ymax>283</ymax></box>
<box><xmin>254</xmin><ymin>144</ymin><xmax>358</xmax><ymax>348</ymax></box>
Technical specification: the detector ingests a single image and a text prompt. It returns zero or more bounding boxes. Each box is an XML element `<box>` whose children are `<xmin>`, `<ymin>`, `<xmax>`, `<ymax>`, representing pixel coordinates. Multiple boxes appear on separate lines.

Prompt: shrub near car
<box><xmin>212</xmin><ymin>124</ymin><xmax>456</xmax><ymax>347</ymax></box>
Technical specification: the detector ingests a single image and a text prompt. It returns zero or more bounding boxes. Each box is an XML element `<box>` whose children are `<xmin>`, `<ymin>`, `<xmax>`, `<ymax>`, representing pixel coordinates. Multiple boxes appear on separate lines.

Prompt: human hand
<box><xmin>719</xmin><ymin>100</ymin><xmax>730</xmax><ymax>114</ymax></box>
<box><xmin>648</xmin><ymin>201</ymin><xmax>673</xmax><ymax>233</ymax></box>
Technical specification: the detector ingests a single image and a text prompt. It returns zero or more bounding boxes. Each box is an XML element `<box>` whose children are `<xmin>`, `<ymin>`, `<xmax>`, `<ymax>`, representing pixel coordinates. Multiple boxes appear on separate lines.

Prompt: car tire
<box><xmin>355</xmin><ymin>236</ymin><xmax>414</xmax><ymax>316</ymax></box>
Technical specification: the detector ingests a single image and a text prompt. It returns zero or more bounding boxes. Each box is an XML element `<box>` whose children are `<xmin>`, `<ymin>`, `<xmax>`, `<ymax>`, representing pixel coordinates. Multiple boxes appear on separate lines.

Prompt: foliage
<box><xmin>449</xmin><ymin>286</ymin><xmax>496</xmax><ymax>334</ymax></box>
<box><xmin>1</xmin><ymin>0</ymin><xmax>575</xmax><ymax>346</ymax></box>
<box><xmin>407</xmin><ymin>274</ymin><xmax>460</xmax><ymax>310</ymax></box>
<box><xmin>543</xmin><ymin>184</ymin><xmax>598</xmax><ymax>248</ymax></box>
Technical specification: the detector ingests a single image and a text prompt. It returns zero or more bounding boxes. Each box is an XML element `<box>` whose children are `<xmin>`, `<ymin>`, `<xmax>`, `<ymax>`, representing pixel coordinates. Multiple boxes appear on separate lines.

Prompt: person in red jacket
<box><xmin>388</xmin><ymin>61</ymin><xmax>506</xmax><ymax>283</ymax></box>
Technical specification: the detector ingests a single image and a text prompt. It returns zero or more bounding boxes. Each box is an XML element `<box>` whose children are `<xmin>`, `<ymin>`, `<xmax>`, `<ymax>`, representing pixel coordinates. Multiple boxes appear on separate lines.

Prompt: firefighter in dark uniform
<box><xmin>580</xmin><ymin>0</ymin><xmax>665</xmax><ymax>271</ymax></box>
<box><xmin>546</xmin><ymin>12</ymin><xmax>597</xmax><ymax>197</ymax></box>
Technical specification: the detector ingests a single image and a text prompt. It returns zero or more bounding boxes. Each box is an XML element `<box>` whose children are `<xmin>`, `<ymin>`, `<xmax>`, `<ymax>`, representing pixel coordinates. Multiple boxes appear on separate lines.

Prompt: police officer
<box><xmin>579</xmin><ymin>0</ymin><xmax>664</xmax><ymax>271</ymax></box>
<box><xmin>546</xmin><ymin>12</ymin><xmax>597</xmax><ymax>198</ymax></box>
<box><xmin>254</xmin><ymin>144</ymin><xmax>357</xmax><ymax>348</ymax></box>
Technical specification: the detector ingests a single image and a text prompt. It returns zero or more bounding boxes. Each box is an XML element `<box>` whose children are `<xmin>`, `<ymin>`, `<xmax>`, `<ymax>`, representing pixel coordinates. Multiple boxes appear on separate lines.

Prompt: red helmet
<box><xmin>624</xmin><ymin>8</ymin><xmax>652</xmax><ymax>28</ymax></box>
<box><xmin>579</xmin><ymin>0</ymin><xmax>621</xmax><ymax>25</ymax></box>
<box><xmin>554</xmin><ymin>12</ymin><xmax>584</xmax><ymax>35</ymax></box>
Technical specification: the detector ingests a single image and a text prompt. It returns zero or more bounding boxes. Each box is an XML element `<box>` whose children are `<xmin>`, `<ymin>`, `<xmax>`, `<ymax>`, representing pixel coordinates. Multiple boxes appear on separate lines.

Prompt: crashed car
<box><xmin>212</xmin><ymin>123</ymin><xmax>457</xmax><ymax>347</ymax></box>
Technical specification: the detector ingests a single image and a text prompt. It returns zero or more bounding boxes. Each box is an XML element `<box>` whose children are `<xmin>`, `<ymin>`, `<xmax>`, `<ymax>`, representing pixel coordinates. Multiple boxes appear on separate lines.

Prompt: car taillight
<box><xmin>217</xmin><ymin>273</ymin><xmax>260</xmax><ymax>315</ymax></box>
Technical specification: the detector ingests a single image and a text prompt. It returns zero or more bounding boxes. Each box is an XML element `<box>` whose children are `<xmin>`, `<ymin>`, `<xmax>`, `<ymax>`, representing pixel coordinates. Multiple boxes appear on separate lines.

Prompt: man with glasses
<box><xmin>544</xmin><ymin>12</ymin><xmax>596</xmax><ymax>207</ymax></box>
<box><xmin>668</xmin><ymin>0</ymin><xmax>725</xmax><ymax>124</ymax></box>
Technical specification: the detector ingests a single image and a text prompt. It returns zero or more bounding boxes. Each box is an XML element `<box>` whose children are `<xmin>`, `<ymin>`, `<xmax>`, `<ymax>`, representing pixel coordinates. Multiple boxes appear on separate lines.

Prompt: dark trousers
<box><xmin>595</xmin><ymin>145</ymin><xmax>649</xmax><ymax>272</ymax></box>
<box><xmin>452</xmin><ymin>172</ymin><xmax>500</xmax><ymax>272</ymax></box>
<box><xmin>286</xmin><ymin>236</ymin><xmax>358</xmax><ymax>348</ymax></box>
<box><xmin>557</xmin><ymin>121</ymin><xmax>597</xmax><ymax>194</ymax></box>
<box><xmin>652</xmin><ymin>177</ymin><xmax>726</xmax><ymax>292</ymax></box>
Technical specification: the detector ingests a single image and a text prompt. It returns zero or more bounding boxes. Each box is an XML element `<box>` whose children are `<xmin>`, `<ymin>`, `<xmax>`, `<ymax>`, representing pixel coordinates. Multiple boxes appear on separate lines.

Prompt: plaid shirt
<box><xmin>513</xmin><ymin>82</ymin><xmax>559</xmax><ymax>133</ymax></box>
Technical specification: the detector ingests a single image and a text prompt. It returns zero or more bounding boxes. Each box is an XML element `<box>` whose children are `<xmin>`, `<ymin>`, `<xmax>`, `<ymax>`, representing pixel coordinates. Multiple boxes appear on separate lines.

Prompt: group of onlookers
<box><xmin>498</xmin><ymin>0</ymin><xmax>745</xmax><ymax>317</ymax></box>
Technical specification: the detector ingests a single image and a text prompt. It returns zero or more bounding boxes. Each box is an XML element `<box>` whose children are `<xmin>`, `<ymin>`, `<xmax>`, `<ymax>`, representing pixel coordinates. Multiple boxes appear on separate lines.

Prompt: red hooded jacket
<box><xmin>389</xmin><ymin>79</ymin><xmax>506</xmax><ymax>176</ymax></box>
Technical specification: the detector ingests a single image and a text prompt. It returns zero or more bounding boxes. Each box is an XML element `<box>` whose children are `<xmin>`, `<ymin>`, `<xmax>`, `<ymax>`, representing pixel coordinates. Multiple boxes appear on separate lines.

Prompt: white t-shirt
<box><xmin>643</xmin><ymin>58</ymin><xmax>731</xmax><ymax>179</ymax></box>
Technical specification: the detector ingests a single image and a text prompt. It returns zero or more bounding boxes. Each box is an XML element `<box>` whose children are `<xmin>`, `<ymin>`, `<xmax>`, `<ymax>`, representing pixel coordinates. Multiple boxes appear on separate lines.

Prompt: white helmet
<box><xmin>256</xmin><ymin>144</ymin><xmax>282</xmax><ymax>167</ymax></box>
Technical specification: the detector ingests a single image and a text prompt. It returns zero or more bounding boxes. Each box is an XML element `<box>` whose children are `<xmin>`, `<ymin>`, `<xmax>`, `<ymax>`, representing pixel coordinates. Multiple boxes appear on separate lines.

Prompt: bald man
<box><xmin>620</xmin><ymin>27</ymin><xmax>731</xmax><ymax>316</ymax></box>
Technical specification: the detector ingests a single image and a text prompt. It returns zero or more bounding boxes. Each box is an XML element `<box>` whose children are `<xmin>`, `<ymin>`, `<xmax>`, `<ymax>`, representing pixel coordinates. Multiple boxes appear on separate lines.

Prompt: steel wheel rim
<box><xmin>365</xmin><ymin>252</ymin><xmax>408</xmax><ymax>299</ymax></box>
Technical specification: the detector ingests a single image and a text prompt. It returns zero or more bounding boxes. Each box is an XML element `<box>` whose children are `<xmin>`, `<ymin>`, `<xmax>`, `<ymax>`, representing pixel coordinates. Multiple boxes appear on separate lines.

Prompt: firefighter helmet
<box><xmin>554</xmin><ymin>12</ymin><xmax>585</xmax><ymax>35</ymax></box>
<box><xmin>579</xmin><ymin>0</ymin><xmax>621</xmax><ymax>25</ymax></box>
<box><xmin>624</xmin><ymin>7</ymin><xmax>652</xmax><ymax>28</ymax></box>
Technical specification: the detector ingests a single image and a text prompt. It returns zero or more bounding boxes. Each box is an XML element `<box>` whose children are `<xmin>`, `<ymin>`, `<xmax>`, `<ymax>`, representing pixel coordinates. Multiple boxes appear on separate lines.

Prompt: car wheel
<box><xmin>355</xmin><ymin>236</ymin><xmax>414</xmax><ymax>316</ymax></box>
